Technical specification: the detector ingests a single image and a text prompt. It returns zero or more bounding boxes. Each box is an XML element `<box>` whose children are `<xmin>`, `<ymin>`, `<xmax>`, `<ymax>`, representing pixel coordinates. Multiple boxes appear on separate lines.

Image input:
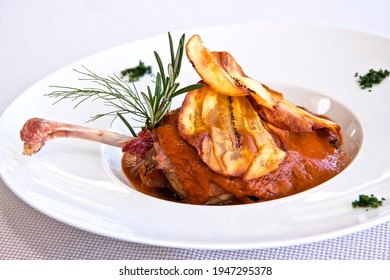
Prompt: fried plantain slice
<box><xmin>254</xmin><ymin>98</ymin><xmax>342</xmax><ymax>147</ymax></box>
<box><xmin>186</xmin><ymin>34</ymin><xmax>282</xmax><ymax>109</ymax></box>
<box><xmin>186</xmin><ymin>34</ymin><xmax>342</xmax><ymax>144</ymax></box>
<box><xmin>179</xmin><ymin>84</ymin><xmax>286</xmax><ymax>180</ymax></box>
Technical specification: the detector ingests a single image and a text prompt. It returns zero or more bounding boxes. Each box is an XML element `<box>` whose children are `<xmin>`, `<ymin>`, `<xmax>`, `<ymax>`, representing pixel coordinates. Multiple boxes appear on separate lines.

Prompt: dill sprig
<box><xmin>46</xmin><ymin>33</ymin><xmax>203</xmax><ymax>137</ymax></box>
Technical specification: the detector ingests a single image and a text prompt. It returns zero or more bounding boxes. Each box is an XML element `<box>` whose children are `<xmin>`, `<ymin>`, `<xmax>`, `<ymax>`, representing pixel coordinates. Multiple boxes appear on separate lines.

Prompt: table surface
<box><xmin>1</xmin><ymin>0</ymin><xmax>390</xmax><ymax>260</ymax></box>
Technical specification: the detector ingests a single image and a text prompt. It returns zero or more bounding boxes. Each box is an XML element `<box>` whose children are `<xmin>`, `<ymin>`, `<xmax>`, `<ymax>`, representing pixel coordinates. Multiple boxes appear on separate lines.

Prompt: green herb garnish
<box><xmin>352</xmin><ymin>194</ymin><xmax>385</xmax><ymax>209</ymax></box>
<box><xmin>47</xmin><ymin>33</ymin><xmax>203</xmax><ymax>137</ymax></box>
<box><xmin>120</xmin><ymin>60</ymin><xmax>152</xmax><ymax>82</ymax></box>
<box><xmin>356</xmin><ymin>68</ymin><xmax>390</xmax><ymax>90</ymax></box>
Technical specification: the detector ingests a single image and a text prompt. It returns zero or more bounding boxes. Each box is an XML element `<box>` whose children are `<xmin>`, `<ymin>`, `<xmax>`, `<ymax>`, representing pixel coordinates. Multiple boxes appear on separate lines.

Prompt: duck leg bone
<box><xmin>20</xmin><ymin>118</ymin><xmax>132</xmax><ymax>156</ymax></box>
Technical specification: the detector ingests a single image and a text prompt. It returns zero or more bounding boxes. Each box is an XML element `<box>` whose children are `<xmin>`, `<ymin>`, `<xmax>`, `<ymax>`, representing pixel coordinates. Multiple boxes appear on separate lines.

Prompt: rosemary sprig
<box><xmin>46</xmin><ymin>33</ymin><xmax>203</xmax><ymax>137</ymax></box>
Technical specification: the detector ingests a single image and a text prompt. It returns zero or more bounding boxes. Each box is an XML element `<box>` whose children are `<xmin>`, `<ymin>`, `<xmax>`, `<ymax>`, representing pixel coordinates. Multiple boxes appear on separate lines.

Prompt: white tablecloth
<box><xmin>1</xmin><ymin>0</ymin><xmax>389</xmax><ymax>259</ymax></box>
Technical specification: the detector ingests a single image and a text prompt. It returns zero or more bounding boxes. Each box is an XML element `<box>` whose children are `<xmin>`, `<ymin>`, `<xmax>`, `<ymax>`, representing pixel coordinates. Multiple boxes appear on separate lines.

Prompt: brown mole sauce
<box><xmin>122</xmin><ymin>111</ymin><xmax>351</xmax><ymax>204</ymax></box>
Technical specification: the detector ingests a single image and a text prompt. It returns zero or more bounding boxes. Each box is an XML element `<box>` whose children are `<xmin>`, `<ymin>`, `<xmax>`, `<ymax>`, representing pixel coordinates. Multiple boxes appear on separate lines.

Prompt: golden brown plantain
<box><xmin>186</xmin><ymin>34</ymin><xmax>342</xmax><ymax>146</ymax></box>
<box><xmin>179</xmin><ymin>84</ymin><xmax>286</xmax><ymax>180</ymax></box>
<box><xmin>186</xmin><ymin>34</ymin><xmax>283</xmax><ymax>109</ymax></box>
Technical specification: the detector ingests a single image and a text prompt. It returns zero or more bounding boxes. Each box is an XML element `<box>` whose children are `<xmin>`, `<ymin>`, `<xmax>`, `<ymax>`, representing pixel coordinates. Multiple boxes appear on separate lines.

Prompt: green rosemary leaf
<box><xmin>117</xmin><ymin>113</ymin><xmax>137</xmax><ymax>137</ymax></box>
<box><xmin>154</xmin><ymin>51</ymin><xmax>166</xmax><ymax>89</ymax></box>
<box><xmin>173</xmin><ymin>83</ymin><xmax>204</xmax><ymax>97</ymax></box>
<box><xmin>168</xmin><ymin>32</ymin><xmax>175</xmax><ymax>69</ymax></box>
<box><xmin>174</xmin><ymin>34</ymin><xmax>185</xmax><ymax>76</ymax></box>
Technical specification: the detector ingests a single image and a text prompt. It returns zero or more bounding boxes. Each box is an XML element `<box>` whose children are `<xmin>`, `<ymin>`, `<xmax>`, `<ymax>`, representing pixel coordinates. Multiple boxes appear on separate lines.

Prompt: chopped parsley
<box><xmin>356</xmin><ymin>68</ymin><xmax>389</xmax><ymax>91</ymax></box>
<box><xmin>120</xmin><ymin>60</ymin><xmax>152</xmax><ymax>82</ymax></box>
<box><xmin>352</xmin><ymin>194</ymin><xmax>385</xmax><ymax>209</ymax></box>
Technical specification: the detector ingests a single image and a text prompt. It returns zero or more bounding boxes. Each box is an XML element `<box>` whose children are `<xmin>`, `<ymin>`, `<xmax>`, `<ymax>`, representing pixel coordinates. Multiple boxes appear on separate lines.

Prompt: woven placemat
<box><xmin>1</xmin><ymin>180</ymin><xmax>389</xmax><ymax>260</ymax></box>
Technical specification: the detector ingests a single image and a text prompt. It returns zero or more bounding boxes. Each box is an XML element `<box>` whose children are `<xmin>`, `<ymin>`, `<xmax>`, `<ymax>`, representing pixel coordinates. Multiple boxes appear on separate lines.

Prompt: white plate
<box><xmin>1</xmin><ymin>23</ymin><xmax>390</xmax><ymax>249</ymax></box>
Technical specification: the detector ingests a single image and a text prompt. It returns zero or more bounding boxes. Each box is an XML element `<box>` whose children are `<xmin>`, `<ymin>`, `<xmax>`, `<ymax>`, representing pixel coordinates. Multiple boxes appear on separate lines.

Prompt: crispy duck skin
<box><xmin>20</xmin><ymin>118</ymin><xmax>132</xmax><ymax>155</ymax></box>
